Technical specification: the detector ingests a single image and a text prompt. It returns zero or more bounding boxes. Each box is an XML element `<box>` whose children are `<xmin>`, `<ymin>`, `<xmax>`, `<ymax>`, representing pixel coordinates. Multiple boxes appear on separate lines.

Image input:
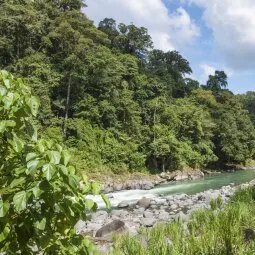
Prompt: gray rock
<box><xmin>137</xmin><ymin>197</ymin><xmax>151</xmax><ymax>209</ymax></box>
<box><xmin>140</xmin><ymin>180</ymin><xmax>154</xmax><ymax>190</ymax></box>
<box><xmin>113</xmin><ymin>183</ymin><xmax>123</xmax><ymax>191</ymax></box>
<box><xmin>141</xmin><ymin>217</ymin><xmax>156</xmax><ymax>227</ymax></box>
<box><xmin>111</xmin><ymin>209</ymin><xmax>129</xmax><ymax>218</ymax></box>
<box><xmin>104</xmin><ymin>186</ymin><xmax>114</xmax><ymax>193</ymax></box>
<box><xmin>158</xmin><ymin>211</ymin><xmax>169</xmax><ymax>221</ymax></box>
<box><xmin>75</xmin><ymin>220</ymin><xmax>87</xmax><ymax>234</ymax></box>
<box><xmin>170</xmin><ymin>204</ymin><xmax>178</xmax><ymax>210</ymax></box>
<box><xmin>118</xmin><ymin>201</ymin><xmax>129</xmax><ymax>208</ymax></box>
<box><xmin>134</xmin><ymin>207</ymin><xmax>145</xmax><ymax>214</ymax></box>
<box><xmin>91</xmin><ymin>210</ymin><xmax>108</xmax><ymax>222</ymax></box>
<box><xmin>95</xmin><ymin>220</ymin><xmax>125</xmax><ymax>238</ymax></box>
<box><xmin>87</xmin><ymin>222</ymin><xmax>102</xmax><ymax>232</ymax></box>
<box><xmin>143</xmin><ymin>211</ymin><xmax>154</xmax><ymax>218</ymax></box>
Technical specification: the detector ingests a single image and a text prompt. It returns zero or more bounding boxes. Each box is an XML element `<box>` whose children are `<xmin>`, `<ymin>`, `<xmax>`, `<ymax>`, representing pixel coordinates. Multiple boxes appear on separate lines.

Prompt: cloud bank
<box><xmin>187</xmin><ymin>0</ymin><xmax>255</xmax><ymax>71</ymax></box>
<box><xmin>85</xmin><ymin>0</ymin><xmax>199</xmax><ymax>51</ymax></box>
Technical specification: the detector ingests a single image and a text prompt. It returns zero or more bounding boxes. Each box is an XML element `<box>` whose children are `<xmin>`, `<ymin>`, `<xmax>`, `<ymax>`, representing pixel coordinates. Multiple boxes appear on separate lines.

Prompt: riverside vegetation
<box><xmin>0</xmin><ymin>0</ymin><xmax>255</xmax><ymax>254</ymax></box>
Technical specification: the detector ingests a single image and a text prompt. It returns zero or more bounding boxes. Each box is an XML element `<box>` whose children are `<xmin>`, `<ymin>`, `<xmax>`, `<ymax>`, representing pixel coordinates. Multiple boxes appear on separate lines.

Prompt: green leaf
<box><xmin>37</xmin><ymin>140</ymin><xmax>45</xmax><ymax>153</ymax></box>
<box><xmin>34</xmin><ymin>218</ymin><xmax>46</xmax><ymax>231</ymax></box>
<box><xmin>10</xmin><ymin>177</ymin><xmax>26</xmax><ymax>188</ymax></box>
<box><xmin>13</xmin><ymin>191</ymin><xmax>27</xmax><ymax>212</ymax></box>
<box><xmin>0</xmin><ymin>223</ymin><xmax>10</xmax><ymax>242</ymax></box>
<box><xmin>62</xmin><ymin>150</ymin><xmax>71</xmax><ymax>166</ymax></box>
<box><xmin>85</xmin><ymin>199</ymin><xmax>95</xmax><ymax>210</ymax></box>
<box><xmin>0</xmin><ymin>120</ymin><xmax>16</xmax><ymax>133</ymax></box>
<box><xmin>3</xmin><ymin>77</ymin><xmax>10</xmax><ymax>88</ymax></box>
<box><xmin>68</xmin><ymin>174</ymin><xmax>79</xmax><ymax>189</ymax></box>
<box><xmin>68</xmin><ymin>165</ymin><xmax>76</xmax><ymax>175</ymax></box>
<box><xmin>0</xmin><ymin>200</ymin><xmax>9</xmax><ymax>217</ymax></box>
<box><xmin>32</xmin><ymin>126</ymin><xmax>38</xmax><ymax>142</ymax></box>
<box><xmin>47</xmin><ymin>151</ymin><xmax>61</xmax><ymax>164</ymax></box>
<box><xmin>32</xmin><ymin>185</ymin><xmax>43</xmax><ymax>198</ymax></box>
<box><xmin>42</xmin><ymin>163</ymin><xmax>56</xmax><ymax>181</ymax></box>
<box><xmin>9</xmin><ymin>137</ymin><xmax>24</xmax><ymax>153</ymax></box>
<box><xmin>0</xmin><ymin>85</ymin><xmax>7</xmax><ymax>96</ymax></box>
<box><xmin>26</xmin><ymin>159</ymin><xmax>39</xmax><ymax>175</ymax></box>
<box><xmin>101</xmin><ymin>193</ymin><xmax>111</xmax><ymax>210</ymax></box>
<box><xmin>26</xmin><ymin>152</ymin><xmax>37</xmax><ymax>162</ymax></box>
<box><xmin>59</xmin><ymin>165</ymin><xmax>68</xmax><ymax>175</ymax></box>
<box><xmin>91</xmin><ymin>182</ymin><xmax>102</xmax><ymax>195</ymax></box>
<box><xmin>45</xmin><ymin>140</ymin><xmax>53</xmax><ymax>149</ymax></box>
<box><xmin>26</xmin><ymin>96</ymin><xmax>40</xmax><ymax>116</ymax></box>
<box><xmin>3</xmin><ymin>92</ymin><xmax>14</xmax><ymax>109</ymax></box>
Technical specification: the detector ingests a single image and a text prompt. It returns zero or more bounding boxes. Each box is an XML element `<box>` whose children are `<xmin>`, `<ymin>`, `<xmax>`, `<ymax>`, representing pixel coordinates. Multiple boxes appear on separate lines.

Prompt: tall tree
<box><xmin>206</xmin><ymin>70</ymin><xmax>228</xmax><ymax>92</ymax></box>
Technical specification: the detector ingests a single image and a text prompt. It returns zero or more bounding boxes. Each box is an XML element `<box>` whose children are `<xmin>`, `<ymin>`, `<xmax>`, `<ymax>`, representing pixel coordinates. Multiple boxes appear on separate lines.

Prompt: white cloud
<box><xmin>186</xmin><ymin>0</ymin><xmax>255</xmax><ymax>70</ymax></box>
<box><xmin>84</xmin><ymin>0</ymin><xmax>200</xmax><ymax>51</ymax></box>
<box><xmin>199</xmin><ymin>63</ymin><xmax>216</xmax><ymax>83</ymax></box>
<box><xmin>198</xmin><ymin>63</ymin><xmax>233</xmax><ymax>84</ymax></box>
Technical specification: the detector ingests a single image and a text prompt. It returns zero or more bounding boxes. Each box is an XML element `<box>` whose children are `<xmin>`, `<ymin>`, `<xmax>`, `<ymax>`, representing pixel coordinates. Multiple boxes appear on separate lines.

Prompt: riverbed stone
<box><xmin>118</xmin><ymin>201</ymin><xmax>129</xmax><ymax>208</ymax></box>
<box><xmin>91</xmin><ymin>211</ymin><xmax>108</xmax><ymax>222</ymax></box>
<box><xmin>95</xmin><ymin>220</ymin><xmax>125</xmax><ymax>238</ymax></box>
<box><xmin>170</xmin><ymin>204</ymin><xmax>178</xmax><ymax>210</ymax></box>
<box><xmin>158</xmin><ymin>211</ymin><xmax>170</xmax><ymax>221</ymax></box>
<box><xmin>143</xmin><ymin>211</ymin><xmax>154</xmax><ymax>218</ymax></box>
<box><xmin>141</xmin><ymin>217</ymin><xmax>156</xmax><ymax>227</ymax></box>
<box><xmin>113</xmin><ymin>183</ymin><xmax>123</xmax><ymax>191</ymax></box>
<box><xmin>140</xmin><ymin>180</ymin><xmax>154</xmax><ymax>190</ymax></box>
<box><xmin>137</xmin><ymin>197</ymin><xmax>151</xmax><ymax>209</ymax></box>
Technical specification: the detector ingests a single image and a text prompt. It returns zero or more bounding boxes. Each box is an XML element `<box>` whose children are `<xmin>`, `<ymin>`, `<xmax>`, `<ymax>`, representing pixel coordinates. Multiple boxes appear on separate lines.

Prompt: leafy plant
<box><xmin>0</xmin><ymin>71</ymin><xmax>108</xmax><ymax>254</ymax></box>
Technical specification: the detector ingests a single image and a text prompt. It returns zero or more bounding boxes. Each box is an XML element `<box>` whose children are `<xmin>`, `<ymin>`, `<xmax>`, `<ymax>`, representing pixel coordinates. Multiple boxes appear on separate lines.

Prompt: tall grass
<box><xmin>111</xmin><ymin>186</ymin><xmax>255</xmax><ymax>255</ymax></box>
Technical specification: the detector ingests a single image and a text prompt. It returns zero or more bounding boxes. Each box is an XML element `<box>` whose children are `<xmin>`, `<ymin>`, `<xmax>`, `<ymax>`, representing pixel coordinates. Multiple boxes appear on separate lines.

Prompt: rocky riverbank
<box><xmin>101</xmin><ymin>169</ymin><xmax>205</xmax><ymax>193</ymax></box>
<box><xmin>76</xmin><ymin>179</ymin><xmax>255</xmax><ymax>253</ymax></box>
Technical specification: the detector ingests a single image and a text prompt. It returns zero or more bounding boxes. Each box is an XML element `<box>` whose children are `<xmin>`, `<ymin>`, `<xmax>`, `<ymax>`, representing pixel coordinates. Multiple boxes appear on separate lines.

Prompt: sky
<box><xmin>84</xmin><ymin>0</ymin><xmax>255</xmax><ymax>94</ymax></box>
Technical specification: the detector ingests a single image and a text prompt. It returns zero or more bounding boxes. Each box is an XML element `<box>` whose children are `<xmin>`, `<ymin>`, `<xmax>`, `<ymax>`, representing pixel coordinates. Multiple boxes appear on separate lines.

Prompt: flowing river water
<box><xmin>90</xmin><ymin>170</ymin><xmax>255</xmax><ymax>208</ymax></box>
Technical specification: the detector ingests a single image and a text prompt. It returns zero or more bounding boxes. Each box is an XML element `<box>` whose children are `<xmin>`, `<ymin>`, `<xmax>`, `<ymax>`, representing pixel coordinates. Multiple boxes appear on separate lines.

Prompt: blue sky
<box><xmin>85</xmin><ymin>0</ymin><xmax>255</xmax><ymax>94</ymax></box>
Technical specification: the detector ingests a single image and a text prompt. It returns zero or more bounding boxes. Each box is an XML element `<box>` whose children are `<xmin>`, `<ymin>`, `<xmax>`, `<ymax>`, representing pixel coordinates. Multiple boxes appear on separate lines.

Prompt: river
<box><xmin>89</xmin><ymin>170</ymin><xmax>255</xmax><ymax>208</ymax></box>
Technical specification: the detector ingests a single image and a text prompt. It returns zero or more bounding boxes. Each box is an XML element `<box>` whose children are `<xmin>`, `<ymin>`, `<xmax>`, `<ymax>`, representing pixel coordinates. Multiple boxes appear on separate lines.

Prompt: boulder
<box><xmin>137</xmin><ymin>197</ymin><xmax>151</xmax><ymax>209</ymax></box>
<box><xmin>140</xmin><ymin>180</ymin><xmax>154</xmax><ymax>190</ymax></box>
<box><xmin>143</xmin><ymin>211</ymin><xmax>154</xmax><ymax>218</ymax></box>
<box><xmin>113</xmin><ymin>183</ymin><xmax>123</xmax><ymax>191</ymax></box>
<box><xmin>95</xmin><ymin>220</ymin><xmax>125</xmax><ymax>238</ymax></box>
<box><xmin>158</xmin><ymin>211</ymin><xmax>170</xmax><ymax>221</ymax></box>
<box><xmin>118</xmin><ymin>201</ymin><xmax>129</xmax><ymax>208</ymax></box>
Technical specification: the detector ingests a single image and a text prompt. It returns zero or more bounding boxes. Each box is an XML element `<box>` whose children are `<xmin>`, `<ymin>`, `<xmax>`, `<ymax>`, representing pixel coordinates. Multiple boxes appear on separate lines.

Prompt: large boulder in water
<box><xmin>95</xmin><ymin>220</ymin><xmax>125</xmax><ymax>238</ymax></box>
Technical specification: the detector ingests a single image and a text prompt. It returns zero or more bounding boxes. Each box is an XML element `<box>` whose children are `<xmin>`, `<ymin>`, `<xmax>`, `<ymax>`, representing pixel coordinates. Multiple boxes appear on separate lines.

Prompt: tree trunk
<box><xmin>162</xmin><ymin>158</ymin><xmax>165</xmax><ymax>172</ymax></box>
<box><xmin>63</xmin><ymin>74</ymin><xmax>72</xmax><ymax>136</ymax></box>
<box><xmin>153</xmin><ymin>97</ymin><xmax>158</xmax><ymax>142</ymax></box>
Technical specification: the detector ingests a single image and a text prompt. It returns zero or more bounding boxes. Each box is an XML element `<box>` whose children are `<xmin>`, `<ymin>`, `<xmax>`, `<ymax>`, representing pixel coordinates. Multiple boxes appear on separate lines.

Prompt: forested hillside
<box><xmin>1</xmin><ymin>0</ymin><xmax>255</xmax><ymax>175</ymax></box>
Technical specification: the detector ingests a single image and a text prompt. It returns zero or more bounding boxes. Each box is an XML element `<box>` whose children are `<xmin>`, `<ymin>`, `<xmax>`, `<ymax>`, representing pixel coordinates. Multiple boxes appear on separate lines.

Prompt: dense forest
<box><xmin>0</xmin><ymin>0</ymin><xmax>255</xmax><ymax>176</ymax></box>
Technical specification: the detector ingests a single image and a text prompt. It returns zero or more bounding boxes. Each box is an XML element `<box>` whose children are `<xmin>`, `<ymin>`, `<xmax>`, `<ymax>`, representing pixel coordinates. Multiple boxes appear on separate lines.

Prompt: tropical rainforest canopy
<box><xmin>0</xmin><ymin>0</ymin><xmax>255</xmax><ymax>175</ymax></box>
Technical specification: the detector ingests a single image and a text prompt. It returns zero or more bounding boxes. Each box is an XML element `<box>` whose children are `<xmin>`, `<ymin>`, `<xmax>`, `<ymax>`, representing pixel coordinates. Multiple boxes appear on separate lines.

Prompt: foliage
<box><xmin>204</xmin><ymin>70</ymin><xmax>228</xmax><ymax>92</ymax></box>
<box><xmin>0</xmin><ymin>0</ymin><xmax>254</xmax><ymax>175</ymax></box>
<box><xmin>0</xmin><ymin>71</ymin><xmax>108</xmax><ymax>254</ymax></box>
<box><xmin>237</xmin><ymin>91</ymin><xmax>255</xmax><ymax>125</ymax></box>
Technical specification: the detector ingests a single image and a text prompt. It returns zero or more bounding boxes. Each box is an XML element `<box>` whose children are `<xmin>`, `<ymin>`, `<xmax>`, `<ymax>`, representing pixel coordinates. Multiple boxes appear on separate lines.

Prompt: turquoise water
<box><xmin>155</xmin><ymin>170</ymin><xmax>255</xmax><ymax>196</ymax></box>
<box><xmin>91</xmin><ymin>170</ymin><xmax>255</xmax><ymax>208</ymax></box>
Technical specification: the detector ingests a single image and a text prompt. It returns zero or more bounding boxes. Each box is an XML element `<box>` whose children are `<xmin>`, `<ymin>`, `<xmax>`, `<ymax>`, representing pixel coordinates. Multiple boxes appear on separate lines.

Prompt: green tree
<box><xmin>206</xmin><ymin>70</ymin><xmax>228</xmax><ymax>92</ymax></box>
